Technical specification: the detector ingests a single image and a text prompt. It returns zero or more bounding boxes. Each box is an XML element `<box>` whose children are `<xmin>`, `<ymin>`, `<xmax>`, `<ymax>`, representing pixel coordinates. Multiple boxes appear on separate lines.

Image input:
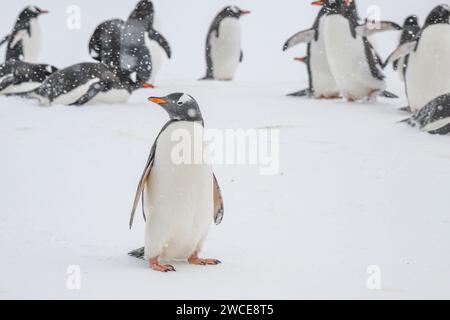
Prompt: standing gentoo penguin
<box><xmin>322</xmin><ymin>0</ymin><xmax>399</xmax><ymax>101</ymax></box>
<box><xmin>283</xmin><ymin>0</ymin><xmax>400</xmax><ymax>99</ymax></box>
<box><xmin>384</xmin><ymin>5</ymin><xmax>450</xmax><ymax>113</ymax></box>
<box><xmin>202</xmin><ymin>6</ymin><xmax>250</xmax><ymax>80</ymax></box>
<box><xmin>392</xmin><ymin>15</ymin><xmax>421</xmax><ymax>82</ymax></box>
<box><xmin>0</xmin><ymin>60</ymin><xmax>57</xmax><ymax>95</ymax></box>
<box><xmin>0</xmin><ymin>6</ymin><xmax>49</xmax><ymax>63</ymax></box>
<box><xmin>128</xmin><ymin>93</ymin><xmax>224</xmax><ymax>272</ymax></box>
<box><xmin>403</xmin><ymin>93</ymin><xmax>450</xmax><ymax>135</ymax></box>
<box><xmin>89</xmin><ymin>0</ymin><xmax>171</xmax><ymax>83</ymax></box>
<box><xmin>10</xmin><ymin>62</ymin><xmax>152</xmax><ymax>106</ymax></box>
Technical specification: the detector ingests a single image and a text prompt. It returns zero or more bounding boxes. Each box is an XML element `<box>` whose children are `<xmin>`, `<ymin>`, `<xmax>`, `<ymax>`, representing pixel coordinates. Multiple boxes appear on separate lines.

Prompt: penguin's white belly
<box><xmin>310</xmin><ymin>17</ymin><xmax>338</xmax><ymax>98</ymax></box>
<box><xmin>0</xmin><ymin>81</ymin><xmax>42</xmax><ymax>95</ymax></box>
<box><xmin>144</xmin><ymin>121</ymin><xmax>214</xmax><ymax>260</ymax></box>
<box><xmin>53</xmin><ymin>78</ymin><xmax>99</xmax><ymax>105</ymax></box>
<box><xmin>406</xmin><ymin>25</ymin><xmax>450</xmax><ymax>112</ymax></box>
<box><xmin>210</xmin><ymin>18</ymin><xmax>241</xmax><ymax>80</ymax></box>
<box><xmin>147</xmin><ymin>39</ymin><xmax>163</xmax><ymax>83</ymax></box>
<box><xmin>90</xmin><ymin>89</ymin><xmax>130</xmax><ymax>104</ymax></box>
<box><xmin>22</xmin><ymin>19</ymin><xmax>41</xmax><ymax>63</ymax></box>
<box><xmin>324</xmin><ymin>15</ymin><xmax>385</xmax><ymax>99</ymax></box>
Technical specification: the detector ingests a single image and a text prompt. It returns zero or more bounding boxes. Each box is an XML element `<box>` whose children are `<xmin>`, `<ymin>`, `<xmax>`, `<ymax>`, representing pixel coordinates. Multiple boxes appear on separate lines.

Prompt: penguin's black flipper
<box><xmin>240</xmin><ymin>50</ymin><xmax>243</xmax><ymax>63</ymax></box>
<box><xmin>69</xmin><ymin>82</ymin><xmax>105</xmax><ymax>106</ymax></box>
<box><xmin>128</xmin><ymin>247</ymin><xmax>145</xmax><ymax>260</ymax></box>
<box><xmin>0</xmin><ymin>34</ymin><xmax>10</xmax><ymax>47</ymax></box>
<box><xmin>399</xmin><ymin>106</ymin><xmax>412</xmax><ymax>113</ymax></box>
<box><xmin>287</xmin><ymin>88</ymin><xmax>312</xmax><ymax>98</ymax></box>
<box><xmin>383</xmin><ymin>41</ymin><xmax>417</xmax><ymax>68</ymax></box>
<box><xmin>148</xmin><ymin>29</ymin><xmax>172</xmax><ymax>59</ymax></box>
<box><xmin>356</xmin><ymin>20</ymin><xmax>402</xmax><ymax>37</ymax></box>
<box><xmin>380</xmin><ymin>91</ymin><xmax>399</xmax><ymax>99</ymax></box>
<box><xmin>283</xmin><ymin>29</ymin><xmax>315</xmax><ymax>51</ymax></box>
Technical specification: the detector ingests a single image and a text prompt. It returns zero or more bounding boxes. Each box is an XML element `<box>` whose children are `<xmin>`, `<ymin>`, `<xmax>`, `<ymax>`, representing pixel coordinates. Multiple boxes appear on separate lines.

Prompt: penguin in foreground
<box><xmin>0</xmin><ymin>6</ymin><xmax>49</xmax><ymax>63</ymax></box>
<box><xmin>89</xmin><ymin>0</ymin><xmax>171</xmax><ymax>83</ymax></box>
<box><xmin>403</xmin><ymin>93</ymin><xmax>450</xmax><ymax>135</ymax></box>
<box><xmin>128</xmin><ymin>93</ymin><xmax>224</xmax><ymax>272</ymax></box>
<box><xmin>9</xmin><ymin>62</ymin><xmax>153</xmax><ymax>106</ymax></box>
<box><xmin>202</xmin><ymin>6</ymin><xmax>250</xmax><ymax>80</ymax></box>
<box><xmin>0</xmin><ymin>60</ymin><xmax>57</xmax><ymax>95</ymax></box>
<box><xmin>384</xmin><ymin>5</ymin><xmax>450</xmax><ymax>113</ymax></box>
<box><xmin>321</xmin><ymin>0</ymin><xmax>400</xmax><ymax>101</ymax></box>
<box><xmin>283</xmin><ymin>0</ymin><xmax>400</xmax><ymax>100</ymax></box>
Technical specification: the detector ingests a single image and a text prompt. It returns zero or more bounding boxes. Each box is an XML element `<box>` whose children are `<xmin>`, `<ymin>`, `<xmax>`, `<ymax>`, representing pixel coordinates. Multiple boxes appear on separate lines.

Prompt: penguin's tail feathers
<box><xmin>399</xmin><ymin>106</ymin><xmax>412</xmax><ymax>113</ymax></box>
<box><xmin>380</xmin><ymin>90</ymin><xmax>399</xmax><ymax>99</ymax></box>
<box><xmin>128</xmin><ymin>247</ymin><xmax>145</xmax><ymax>260</ymax></box>
<box><xmin>5</xmin><ymin>90</ymin><xmax>51</xmax><ymax>106</ymax></box>
<box><xmin>287</xmin><ymin>88</ymin><xmax>313</xmax><ymax>98</ymax></box>
<box><xmin>199</xmin><ymin>75</ymin><xmax>213</xmax><ymax>81</ymax></box>
<box><xmin>397</xmin><ymin>117</ymin><xmax>412</xmax><ymax>125</ymax></box>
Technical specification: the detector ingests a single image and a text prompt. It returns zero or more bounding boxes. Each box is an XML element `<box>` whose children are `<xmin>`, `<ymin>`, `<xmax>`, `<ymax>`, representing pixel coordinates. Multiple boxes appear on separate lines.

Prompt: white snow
<box><xmin>0</xmin><ymin>0</ymin><xmax>449</xmax><ymax>300</ymax></box>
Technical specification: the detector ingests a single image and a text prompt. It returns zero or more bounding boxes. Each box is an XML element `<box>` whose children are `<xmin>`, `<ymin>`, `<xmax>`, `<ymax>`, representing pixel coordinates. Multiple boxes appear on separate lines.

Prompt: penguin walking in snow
<box><xmin>202</xmin><ymin>6</ymin><xmax>250</xmax><ymax>81</ymax></box>
<box><xmin>320</xmin><ymin>0</ymin><xmax>400</xmax><ymax>101</ymax></box>
<box><xmin>0</xmin><ymin>60</ymin><xmax>57</xmax><ymax>95</ymax></box>
<box><xmin>403</xmin><ymin>93</ymin><xmax>450</xmax><ymax>135</ymax></box>
<box><xmin>384</xmin><ymin>5</ymin><xmax>450</xmax><ymax>113</ymax></box>
<box><xmin>283</xmin><ymin>0</ymin><xmax>400</xmax><ymax>100</ymax></box>
<box><xmin>89</xmin><ymin>0</ymin><xmax>171</xmax><ymax>83</ymax></box>
<box><xmin>9</xmin><ymin>62</ymin><xmax>152</xmax><ymax>106</ymax></box>
<box><xmin>128</xmin><ymin>93</ymin><xmax>224</xmax><ymax>272</ymax></box>
<box><xmin>0</xmin><ymin>6</ymin><xmax>49</xmax><ymax>63</ymax></box>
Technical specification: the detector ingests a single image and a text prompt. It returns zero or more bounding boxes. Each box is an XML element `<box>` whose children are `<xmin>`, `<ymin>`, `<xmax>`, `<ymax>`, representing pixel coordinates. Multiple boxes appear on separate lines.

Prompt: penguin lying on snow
<box><xmin>0</xmin><ymin>6</ymin><xmax>48</xmax><ymax>63</ymax></box>
<box><xmin>384</xmin><ymin>5</ymin><xmax>450</xmax><ymax>114</ymax></box>
<box><xmin>283</xmin><ymin>0</ymin><xmax>400</xmax><ymax>100</ymax></box>
<box><xmin>202</xmin><ymin>6</ymin><xmax>250</xmax><ymax>81</ymax></box>
<box><xmin>128</xmin><ymin>93</ymin><xmax>224</xmax><ymax>272</ymax></box>
<box><xmin>0</xmin><ymin>60</ymin><xmax>57</xmax><ymax>95</ymax></box>
<box><xmin>89</xmin><ymin>0</ymin><xmax>171</xmax><ymax>83</ymax></box>
<box><xmin>9</xmin><ymin>62</ymin><xmax>153</xmax><ymax>106</ymax></box>
<box><xmin>403</xmin><ymin>93</ymin><xmax>450</xmax><ymax>135</ymax></box>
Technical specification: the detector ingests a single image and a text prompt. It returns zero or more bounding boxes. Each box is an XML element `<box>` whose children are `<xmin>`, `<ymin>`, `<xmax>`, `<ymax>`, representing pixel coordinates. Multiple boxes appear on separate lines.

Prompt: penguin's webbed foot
<box><xmin>188</xmin><ymin>252</ymin><xmax>221</xmax><ymax>266</ymax></box>
<box><xmin>149</xmin><ymin>257</ymin><xmax>176</xmax><ymax>272</ymax></box>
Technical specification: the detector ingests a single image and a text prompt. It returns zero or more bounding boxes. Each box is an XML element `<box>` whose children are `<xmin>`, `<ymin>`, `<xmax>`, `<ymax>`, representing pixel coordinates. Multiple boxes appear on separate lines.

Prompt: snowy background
<box><xmin>1</xmin><ymin>0</ymin><xmax>450</xmax><ymax>299</ymax></box>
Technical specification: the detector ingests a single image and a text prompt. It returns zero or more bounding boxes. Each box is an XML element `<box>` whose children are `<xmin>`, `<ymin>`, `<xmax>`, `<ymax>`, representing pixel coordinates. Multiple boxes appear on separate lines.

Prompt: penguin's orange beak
<box><xmin>311</xmin><ymin>1</ymin><xmax>324</xmax><ymax>6</ymax></box>
<box><xmin>40</xmin><ymin>10</ymin><xmax>49</xmax><ymax>14</ymax></box>
<box><xmin>241</xmin><ymin>10</ymin><xmax>251</xmax><ymax>15</ymax></box>
<box><xmin>143</xmin><ymin>83</ymin><xmax>154</xmax><ymax>89</ymax></box>
<box><xmin>294</xmin><ymin>56</ymin><xmax>307</xmax><ymax>62</ymax></box>
<box><xmin>149</xmin><ymin>97</ymin><xmax>168</xmax><ymax>105</ymax></box>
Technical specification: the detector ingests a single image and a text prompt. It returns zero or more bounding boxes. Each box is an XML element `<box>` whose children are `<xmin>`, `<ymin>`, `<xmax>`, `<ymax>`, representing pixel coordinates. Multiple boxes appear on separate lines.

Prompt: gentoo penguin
<box><xmin>89</xmin><ymin>0</ymin><xmax>171</xmax><ymax>83</ymax></box>
<box><xmin>202</xmin><ymin>6</ymin><xmax>250</xmax><ymax>80</ymax></box>
<box><xmin>128</xmin><ymin>93</ymin><xmax>224</xmax><ymax>272</ymax></box>
<box><xmin>392</xmin><ymin>15</ymin><xmax>421</xmax><ymax>82</ymax></box>
<box><xmin>321</xmin><ymin>0</ymin><xmax>399</xmax><ymax>101</ymax></box>
<box><xmin>0</xmin><ymin>60</ymin><xmax>57</xmax><ymax>95</ymax></box>
<box><xmin>403</xmin><ymin>93</ymin><xmax>450</xmax><ymax>135</ymax></box>
<box><xmin>0</xmin><ymin>6</ymin><xmax>48</xmax><ymax>63</ymax></box>
<box><xmin>384</xmin><ymin>5</ymin><xmax>450</xmax><ymax>113</ymax></box>
<box><xmin>10</xmin><ymin>62</ymin><xmax>152</xmax><ymax>106</ymax></box>
<box><xmin>283</xmin><ymin>0</ymin><xmax>400</xmax><ymax>99</ymax></box>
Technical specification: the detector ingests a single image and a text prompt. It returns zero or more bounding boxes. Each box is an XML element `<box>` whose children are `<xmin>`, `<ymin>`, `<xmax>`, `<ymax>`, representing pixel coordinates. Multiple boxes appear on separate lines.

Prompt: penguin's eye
<box><xmin>177</xmin><ymin>101</ymin><xmax>184</xmax><ymax>106</ymax></box>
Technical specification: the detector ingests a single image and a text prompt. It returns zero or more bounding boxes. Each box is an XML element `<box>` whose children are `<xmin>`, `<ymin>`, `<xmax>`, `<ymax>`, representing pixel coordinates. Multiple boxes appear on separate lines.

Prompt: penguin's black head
<box><xmin>424</xmin><ymin>5</ymin><xmax>450</xmax><ymax>27</ymax></box>
<box><xmin>404</xmin><ymin>15</ymin><xmax>419</xmax><ymax>27</ymax></box>
<box><xmin>128</xmin><ymin>0</ymin><xmax>154</xmax><ymax>23</ymax></box>
<box><xmin>20</xmin><ymin>6</ymin><xmax>49</xmax><ymax>20</ymax></box>
<box><xmin>149</xmin><ymin>93</ymin><xmax>203</xmax><ymax>122</ymax></box>
<box><xmin>314</xmin><ymin>0</ymin><xmax>355</xmax><ymax>15</ymax></box>
<box><xmin>221</xmin><ymin>6</ymin><xmax>251</xmax><ymax>19</ymax></box>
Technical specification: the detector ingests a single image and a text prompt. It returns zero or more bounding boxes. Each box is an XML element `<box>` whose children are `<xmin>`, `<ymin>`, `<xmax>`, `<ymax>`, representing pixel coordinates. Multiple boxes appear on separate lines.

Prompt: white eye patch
<box><xmin>177</xmin><ymin>94</ymin><xmax>191</xmax><ymax>105</ymax></box>
<box><xmin>30</xmin><ymin>6</ymin><xmax>39</xmax><ymax>13</ymax></box>
<box><xmin>231</xmin><ymin>6</ymin><xmax>240</xmax><ymax>14</ymax></box>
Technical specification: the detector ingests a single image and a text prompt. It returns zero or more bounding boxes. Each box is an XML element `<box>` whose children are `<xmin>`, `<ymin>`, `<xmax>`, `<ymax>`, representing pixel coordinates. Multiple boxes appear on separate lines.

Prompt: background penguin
<box><xmin>128</xmin><ymin>93</ymin><xmax>224</xmax><ymax>272</ymax></box>
<box><xmin>322</xmin><ymin>0</ymin><xmax>400</xmax><ymax>101</ymax></box>
<box><xmin>384</xmin><ymin>5</ymin><xmax>450</xmax><ymax>113</ymax></box>
<box><xmin>403</xmin><ymin>93</ymin><xmax>450</xmax><ymax>135</ymax></box>
<box><xmin>393</xmin><ymin>15</ymin><xmax>421</xmax><ymax>82</ymax></box>
<box><xmin>0</xmin><ymin>6</ymin><xmax>48</xmax><ymax>63</ymax></box>
<box><xmin>89</xmin><ymin>0</ymin><xmax>171</xmax><ymax>84</ymax></box>
<box><xmin>202</xmin><ymin>6</ymin><xmax>250</xmax><ymax>81</ymax></box>
<box><xmin>10</xmin><ymin>62</ymin><xmax>152</xmax><ymax>106</ymax></box>
<box><xmin>283</xmin><ymin>0</ymin><xmax>400</xmax><ymax>100</ymax></box>
<box><xmin>0</xmin><ymin>60</ymin><xmax>57</xmax><ymax>95</ymax></box>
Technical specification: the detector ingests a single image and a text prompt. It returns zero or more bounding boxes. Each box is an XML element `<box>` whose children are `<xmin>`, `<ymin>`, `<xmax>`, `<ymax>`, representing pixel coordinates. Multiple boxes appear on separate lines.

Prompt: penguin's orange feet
<box><xmin>149</xmin><ymin>257</ymin><xmax>176</xmax><ymax>272</ymax></box>
<box><xmin>188</xmin><ymin>252</ymin><xmax>221</xmax><ymax>266</ymax></box>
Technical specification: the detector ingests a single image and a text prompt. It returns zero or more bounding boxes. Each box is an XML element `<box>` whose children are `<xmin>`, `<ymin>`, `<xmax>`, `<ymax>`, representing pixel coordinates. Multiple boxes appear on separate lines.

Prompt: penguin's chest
<box><xmin>53</xmin><ymin>78</ymin><xmax>100</xmax><ymax>105</ymax></box>
<box><xmin>0</xmin><ymin>80</ymin><xmax>42</xmax><ymax>94</ymax></box>
<box><xmin>210</xmin><ymin>18</ymin><xmax>241</xmax><ymax>80</ymax></box>
<box><xmin>406</xmin><ymin>25</ymin><xmax>450</xmax><ymax>111</ymax></box>
<box><xmin>145</xmin><ymin>122</ymin><xmax>214</xmax><ymax>259</ymax></box>
<box><xmin>90</xmin><ymin>89</ymin><xmax>130</xmax><ymax>104</ymax></box>
<box><xmin>324</xmin><ymin>15</ymin><xmax>384</xmax><ymax>96</ymax></box>
<box><xmin>21</xmin><ymin>19</ymin><xmax>41</xmax><ymax>63</ymax></box>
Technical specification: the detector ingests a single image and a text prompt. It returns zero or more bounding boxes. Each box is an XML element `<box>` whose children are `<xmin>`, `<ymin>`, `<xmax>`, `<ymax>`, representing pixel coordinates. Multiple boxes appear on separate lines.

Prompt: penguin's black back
<box><xmin>89</xmin><ymin>19</ymin><xmax>124</xmax><ymax>72</ymax></box>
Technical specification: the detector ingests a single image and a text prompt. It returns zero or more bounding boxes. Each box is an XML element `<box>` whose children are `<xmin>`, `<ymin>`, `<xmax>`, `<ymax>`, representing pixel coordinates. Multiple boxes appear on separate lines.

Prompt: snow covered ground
<box><xmin>1</xmin><ymin>0</ymin><xmax>450</xmax><ymax>299</ymax></box>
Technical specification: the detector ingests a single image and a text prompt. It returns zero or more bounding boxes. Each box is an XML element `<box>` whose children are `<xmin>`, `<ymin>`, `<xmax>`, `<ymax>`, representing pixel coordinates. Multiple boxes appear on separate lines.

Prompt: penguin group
<box><xmin>2</xmin><ymin>1</ymin><xmax>450</xmax><ymax>272</ymax></box>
